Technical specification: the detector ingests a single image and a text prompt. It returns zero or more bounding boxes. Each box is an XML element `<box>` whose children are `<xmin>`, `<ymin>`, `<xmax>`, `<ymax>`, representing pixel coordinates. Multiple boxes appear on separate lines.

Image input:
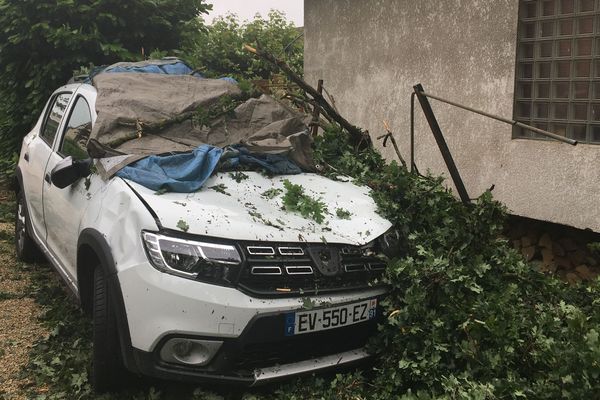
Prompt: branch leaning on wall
<box><xmin>378</xmin><ymin>120</ymin><xmax>407</xmax><ymax>167</ymax></box>
<box><xmin>243</xmin><ymin>44</ymin><xmax>372</xmax><ymax>150</ymax></box>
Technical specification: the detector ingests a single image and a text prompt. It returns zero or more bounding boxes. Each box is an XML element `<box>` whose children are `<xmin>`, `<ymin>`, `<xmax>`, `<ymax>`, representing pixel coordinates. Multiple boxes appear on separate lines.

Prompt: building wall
<box><xmin>304</xmin><ymin>0</ymin><xmax>600</xmax><ymax>232</ymax></box>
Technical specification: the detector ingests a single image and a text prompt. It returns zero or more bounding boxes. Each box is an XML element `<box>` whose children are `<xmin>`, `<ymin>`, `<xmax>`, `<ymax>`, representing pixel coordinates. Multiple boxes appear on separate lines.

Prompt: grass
<box><xmin>0</xmin><ymin>195</ymin><xmax>14</xmax><ymax>223</ymax></box>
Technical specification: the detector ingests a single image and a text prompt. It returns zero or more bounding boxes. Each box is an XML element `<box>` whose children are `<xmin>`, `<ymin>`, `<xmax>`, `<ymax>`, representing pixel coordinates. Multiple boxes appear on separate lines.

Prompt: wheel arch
<box><xmin>77</xmin><ymin>228</ymin><xmax>139</xmax><ymax>373</ymax></box>
<box><xmin>77</xmin><ymin>228</ymin><xmax>117</xmax><ymax>314</ymax></box>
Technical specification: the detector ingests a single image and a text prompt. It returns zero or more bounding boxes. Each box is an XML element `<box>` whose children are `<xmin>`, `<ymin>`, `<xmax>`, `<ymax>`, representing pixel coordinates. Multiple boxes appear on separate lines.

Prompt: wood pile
<box><xmin>507</xmin><ymin>218</ymin><xmax>600</xmax><ymax>284</ymax></box>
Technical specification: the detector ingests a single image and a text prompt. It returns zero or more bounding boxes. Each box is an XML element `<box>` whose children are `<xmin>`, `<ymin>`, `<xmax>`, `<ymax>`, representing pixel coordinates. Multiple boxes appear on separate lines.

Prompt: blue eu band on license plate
<box><xmin>284</xmin><ymin>298</ymin><xmax>377</xmax><ymax>336</ymax></box>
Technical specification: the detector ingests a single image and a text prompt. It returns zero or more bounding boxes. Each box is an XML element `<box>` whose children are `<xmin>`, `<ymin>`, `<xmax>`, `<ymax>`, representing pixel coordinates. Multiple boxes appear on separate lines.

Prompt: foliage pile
<box><xmin>265</xmin><ymin>125</ymin><xmax>600</xmax><ymax>399</ymax></box>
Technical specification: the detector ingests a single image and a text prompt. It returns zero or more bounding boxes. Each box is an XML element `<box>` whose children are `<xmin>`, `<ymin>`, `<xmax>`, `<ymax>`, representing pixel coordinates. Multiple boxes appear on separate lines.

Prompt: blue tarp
<box><xmin>104</xmin><ymin>61</ymin><xmax>202</xmax><ymax>76</ymax></box>
<box><xmin>96</xmin><ymin>59</ymin><xmax>238</xmax><ymax>85</ymax></box>
<box><xmin>115</xmin><ymin>145</ymin><xmax>301</xmax><ymax>193</ymax></box>
<box><xmin>116</xmin><ymin>145</ymin><xmax>223</xmax><ymax>192</ymax></box>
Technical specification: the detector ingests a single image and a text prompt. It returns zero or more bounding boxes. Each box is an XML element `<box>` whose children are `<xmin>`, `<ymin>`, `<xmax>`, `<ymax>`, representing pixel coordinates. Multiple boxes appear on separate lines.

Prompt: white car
<box><xmin>14</xmin><ymin>81</ymin><xmax>396</xmax><ymax>391</ymax></box>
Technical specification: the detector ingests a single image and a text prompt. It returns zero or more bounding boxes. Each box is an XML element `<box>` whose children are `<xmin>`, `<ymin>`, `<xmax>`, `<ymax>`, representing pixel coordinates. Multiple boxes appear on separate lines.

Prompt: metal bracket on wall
<box><xmin>410</xmin><ymin>83</ymin><xmax>578</xmax><ymax>205</ymax></box>
<box><xmin>412</xmin><ymin>83</ymin><xmax>470</xmax><ymax>204</ymax></box>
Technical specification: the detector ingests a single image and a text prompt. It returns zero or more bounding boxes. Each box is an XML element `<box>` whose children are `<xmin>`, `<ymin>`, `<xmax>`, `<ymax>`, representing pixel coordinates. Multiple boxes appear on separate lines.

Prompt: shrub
<box><xmin>188</xmin><ymin>10</ymin><xmax>303</xmax><ymax>80</ymax></box>
<box><xmin>0</xmin><ymin>0</ymin><xmax>211</xmax><ymax>176</ymax></box>
<box><xmin>266</xmin><ymin>125</ymin><xmax>600</xmax><ymax>399</ymax></box>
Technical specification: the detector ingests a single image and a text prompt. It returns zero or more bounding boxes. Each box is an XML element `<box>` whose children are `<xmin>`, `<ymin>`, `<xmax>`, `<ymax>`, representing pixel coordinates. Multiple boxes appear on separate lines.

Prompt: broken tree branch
<box><xmin>284</xmin><ymin>92</ymin><xmax>334</xmax><ymax>124</ymax></box>
<box><xmin>244</xmin><ymin>44</ymin><xmax>371</xmax><ymax>149</ymax></box>
<box><xmin>322</xmin><ymin>86</ymin><xmax>339</xmax><ymax>113</ymax></box>
<box><xmin>118</xmin><ymin>111</ymin><xmax>196</xmax><ymax>133</ymax></box>
<box><xmin>377</xmin><ymin>120</ymin><xmax>407</xmax><ymax>167</ymax></box>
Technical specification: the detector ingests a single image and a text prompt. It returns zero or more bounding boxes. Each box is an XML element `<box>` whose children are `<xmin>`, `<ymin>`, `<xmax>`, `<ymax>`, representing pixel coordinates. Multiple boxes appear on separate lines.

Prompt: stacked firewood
<box><xmin>507</xmin><ymin>220</ymin><xmax>599</xmax><ymax>284</ymax></box>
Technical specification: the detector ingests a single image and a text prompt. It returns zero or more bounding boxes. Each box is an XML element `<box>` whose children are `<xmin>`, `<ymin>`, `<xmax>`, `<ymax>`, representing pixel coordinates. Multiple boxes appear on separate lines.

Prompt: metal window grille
<box><xmin>514</xmin><ymin>0</ymin><xmax>600</xmax><ymax>144</ymax></box>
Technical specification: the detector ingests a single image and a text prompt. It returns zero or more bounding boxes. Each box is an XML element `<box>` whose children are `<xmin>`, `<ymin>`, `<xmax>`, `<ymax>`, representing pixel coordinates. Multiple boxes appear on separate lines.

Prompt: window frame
<box><xmin>57</xmin><ymin>94</ymin><xmax>92</xmax><ymax>160</ymax></box>
<box><xmin>512</xmin><ymin>0</ymin><xmax>600</xmax><ymax>144</ymax></box>
<box><xmin>39</xmin><ymin>91</ymin><xmax>73</xmax><ymax>148</ymax></box>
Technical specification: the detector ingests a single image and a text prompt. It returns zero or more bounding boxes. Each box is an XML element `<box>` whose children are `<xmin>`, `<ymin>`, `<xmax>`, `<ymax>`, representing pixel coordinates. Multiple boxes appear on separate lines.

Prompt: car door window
<box><xmin>59</xmin><ymin>96</ymin><xmax>92</xmax><ymax>160</ymax></box>
<box><xmin>40</xmin><ymin>93</ymin><xmax>72</xmax><ymax>146</ymax></box>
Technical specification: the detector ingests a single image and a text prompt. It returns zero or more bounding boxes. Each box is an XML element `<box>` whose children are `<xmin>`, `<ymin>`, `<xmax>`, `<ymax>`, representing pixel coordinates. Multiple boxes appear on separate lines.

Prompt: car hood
<box><xmin>124</xmin><ymin>172</ymin><xmax>392</xmax><ymax>245</ymax></box>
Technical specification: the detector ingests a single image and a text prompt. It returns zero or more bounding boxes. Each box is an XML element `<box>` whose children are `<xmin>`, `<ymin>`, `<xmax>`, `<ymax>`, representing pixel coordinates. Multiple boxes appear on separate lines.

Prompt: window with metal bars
<box><xmin>514</xmin><ymin>0</ymin><xmax>600</xmax><ymax>143</ymax></box>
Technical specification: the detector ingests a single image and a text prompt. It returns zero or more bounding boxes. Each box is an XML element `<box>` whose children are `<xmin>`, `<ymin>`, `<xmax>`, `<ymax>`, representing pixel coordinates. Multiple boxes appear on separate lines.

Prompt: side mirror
<box><xmin>50</xmin><ymin>156</ymin><xmax>92</xmax><ymax>189</ymax></box>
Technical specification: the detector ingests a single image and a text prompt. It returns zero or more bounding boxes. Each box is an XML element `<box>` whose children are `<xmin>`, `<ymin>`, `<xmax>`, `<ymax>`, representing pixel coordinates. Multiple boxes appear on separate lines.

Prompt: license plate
<box><xmin>284</xmin><ymin>298</ymin><xmax>377</xmax><ymax>336</ymax></box>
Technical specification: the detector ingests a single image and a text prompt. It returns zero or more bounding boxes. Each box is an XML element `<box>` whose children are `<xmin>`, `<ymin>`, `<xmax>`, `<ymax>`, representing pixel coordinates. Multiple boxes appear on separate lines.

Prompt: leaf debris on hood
<box><xmin>176</xmin><ymin>219</ymin><xmax>189</xmax><ymax>232</ymax></box>
<box><xmin>209</xmin><ymin>183</ymin><xmax>231</xmax><ymax>196</ymax></box>
<box><xmin>281</xmin><ymin>179</ymin><xmax>327</xmax><ymax>224</ymax></box>
<box><xmin>335</xmin><ymin>208</ymin><xmax>352</xmax><ymax>219</ymax></box>
<box><xmin>261</xmin><ymin>188</ymin><xmax>283</xmax><ymax>199</ymax></box>
<box><xmin>229</xmin><ymin>171</ymin><xmax>249</xmax><ymax>182</ymax></box>
<box><xmin>248</xmin><ymin>210</ymin><xmax>284</xmax><ymax>231</ymax></box>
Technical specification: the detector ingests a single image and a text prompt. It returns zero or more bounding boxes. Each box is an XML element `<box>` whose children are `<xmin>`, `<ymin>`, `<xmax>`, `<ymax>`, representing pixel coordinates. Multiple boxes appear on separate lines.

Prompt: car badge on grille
<box><xmin>307</xmin><ymin>246</ymin><xmax>340</xmax><ymax>276</ymax></box>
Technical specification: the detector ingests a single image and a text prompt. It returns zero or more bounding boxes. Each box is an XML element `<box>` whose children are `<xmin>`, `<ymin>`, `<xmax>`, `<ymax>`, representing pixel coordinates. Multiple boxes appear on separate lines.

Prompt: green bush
<box><xmin>0</xmin><ymin>0</ymin><xmax>211</xmax><ymax>175</ymax></box>
<box><xmin>187</xmin><ymin>10</ymin><xmax>303</xmax><ymax>80</ymax></box>
<box><xmin>263</xmin><ymin>125</ymin><xmax>600</xmax><ymax>400</ymax></box>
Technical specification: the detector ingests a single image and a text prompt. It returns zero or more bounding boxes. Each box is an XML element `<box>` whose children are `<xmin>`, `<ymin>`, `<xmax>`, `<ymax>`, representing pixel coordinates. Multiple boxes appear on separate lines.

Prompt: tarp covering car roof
<box><xmin>87</xmin><ymin>59</ymin><xmax>314</xmax><ymax>183</ymax></box>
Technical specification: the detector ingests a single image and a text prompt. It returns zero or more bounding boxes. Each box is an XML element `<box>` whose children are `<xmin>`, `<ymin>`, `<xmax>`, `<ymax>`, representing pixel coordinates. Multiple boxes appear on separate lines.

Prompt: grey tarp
<box><xmin>89</xmin><ymin>71</ymin><xmax>314</xmax><ymax>177</ymax></box>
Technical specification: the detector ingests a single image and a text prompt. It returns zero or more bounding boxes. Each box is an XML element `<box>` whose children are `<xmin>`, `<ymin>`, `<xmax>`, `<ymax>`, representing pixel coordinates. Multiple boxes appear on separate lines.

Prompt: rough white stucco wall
<box><xmin>304</xmin><ymin>0</ymin><xmax>600</xmax><ymax>232</ymax></box>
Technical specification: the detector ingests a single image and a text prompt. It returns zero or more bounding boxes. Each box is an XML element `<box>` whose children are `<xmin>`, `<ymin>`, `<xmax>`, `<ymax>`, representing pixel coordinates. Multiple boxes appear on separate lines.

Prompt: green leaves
<box><xmin>261</xmin><ymin>188</ymin><xmax>283</xmax><ymax>199</ymax></box>
<box><xmin>335</xmin><ymin>208</ymin><xmax>352</xmax><ymax>219</ymax></box>
<box><xmin>187</xmin><ymin>10</ymin><xmax>303</xmax><ymax>81</ymax></box>
<box><xmin>176</xmin><ymin>219</ymin><xmax>189</xmax><ymax>232</ymax></box>
<box><xmin>305</xmin><ymin>124</ymin><xmax>600</xmax><ymax>399</ymax></box>
<box><xmin>281</xmin><ymin>179</ymin><xmax>327</xmax><ymax>224</ymax></box>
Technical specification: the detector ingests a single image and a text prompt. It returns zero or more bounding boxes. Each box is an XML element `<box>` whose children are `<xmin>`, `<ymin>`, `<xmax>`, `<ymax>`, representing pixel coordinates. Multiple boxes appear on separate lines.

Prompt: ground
<box><xmin>0</xmin><ymin>221</ymin><xmax>50</xmax><ymax>400</ymax></box>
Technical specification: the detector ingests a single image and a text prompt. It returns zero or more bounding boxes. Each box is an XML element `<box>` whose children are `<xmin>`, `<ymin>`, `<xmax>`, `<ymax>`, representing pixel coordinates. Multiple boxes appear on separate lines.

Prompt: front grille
<box><xmin>285</xmin><ymin>265</ymin><xmax>313</xmax><ymax>275</ymax></box>
<box><xmin>247</xmin><ymin>246</ymin><xmax>276</xmax><ymax>255</ymax></box>
<box><xmin>278</xmin><ymin>246</ymin><xmax>304</xmax><ymax>256</ymax></box>
<box><xmin>250</xmin><ymin>266</ymin><xmax>282</xmax><ymax>275</ymax></box>
<box><xmin>235</xmin><ymin>241</ymin><xmax>386</xmax><ymax>297</ymax></box>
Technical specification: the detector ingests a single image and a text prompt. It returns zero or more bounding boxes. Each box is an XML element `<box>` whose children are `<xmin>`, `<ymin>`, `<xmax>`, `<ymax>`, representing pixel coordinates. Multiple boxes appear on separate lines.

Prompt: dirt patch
<box><xmin>0</xmin><ymin>222</ymin><xmax>49</xmax><ymax>400</ymax></box>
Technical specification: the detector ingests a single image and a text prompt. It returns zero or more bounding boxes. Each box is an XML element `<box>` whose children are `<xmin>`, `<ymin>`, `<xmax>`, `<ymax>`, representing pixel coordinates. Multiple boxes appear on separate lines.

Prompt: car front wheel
<box><xmin>91</xmin><ymin>265</ymin><xmax>126</xmax><ymax>392</ymax></box>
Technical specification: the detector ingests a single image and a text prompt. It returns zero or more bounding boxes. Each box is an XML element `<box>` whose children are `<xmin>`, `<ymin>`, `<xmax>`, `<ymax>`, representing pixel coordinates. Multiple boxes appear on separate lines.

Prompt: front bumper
<box><xmin>132</xmin><ymin>341</ymin><xmax>373</xmax><ymax>386</ymax></box>
<box><xmin>118</xmin><ymin>262</ymin><xmax>385</xmax><ymax>383</ymax></box>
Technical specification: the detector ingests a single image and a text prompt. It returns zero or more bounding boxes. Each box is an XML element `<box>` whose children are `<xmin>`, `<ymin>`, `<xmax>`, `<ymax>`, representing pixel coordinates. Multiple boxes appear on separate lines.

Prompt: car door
<box><xmin>20</xmin><ymin>91</ymin><xmax>73</xmax><ymax>242</ymax></box>
<box><xmin>43</xmin><ymin>92</ymin><xmax>94</xmax><ymax>277</ymax></box>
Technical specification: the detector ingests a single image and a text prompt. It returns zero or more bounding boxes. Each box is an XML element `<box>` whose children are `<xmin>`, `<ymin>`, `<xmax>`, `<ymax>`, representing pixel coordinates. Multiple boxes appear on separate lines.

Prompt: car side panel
<box><xmin>43</xmin><ymin>152</ymin><xmax>99</xmax><ymax>279</ymax></box>
<box><xmin>18</xmin><ymin>87</ymin><xmax>78</xmax><ymax>244</ymax></box>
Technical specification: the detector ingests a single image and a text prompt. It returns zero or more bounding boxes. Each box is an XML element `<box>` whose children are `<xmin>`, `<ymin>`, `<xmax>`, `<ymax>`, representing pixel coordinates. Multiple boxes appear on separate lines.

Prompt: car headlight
<box><xmin>141</xmin><ymin>231</ymin><xmax>242</xmax><ymax>284</ymax></box>
<box><xmin>377</xmin><ymin>228</ymin><xmax>402</xmax><ymax>258</ymax></box>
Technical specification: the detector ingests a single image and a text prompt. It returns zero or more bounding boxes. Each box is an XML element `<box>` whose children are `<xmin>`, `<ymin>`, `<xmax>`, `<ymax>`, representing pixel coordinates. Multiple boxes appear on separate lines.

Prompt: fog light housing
<box><xmin>159</xmin><ymin>338</ymin><xmax>223</xmax><ymax>366</ymax></box>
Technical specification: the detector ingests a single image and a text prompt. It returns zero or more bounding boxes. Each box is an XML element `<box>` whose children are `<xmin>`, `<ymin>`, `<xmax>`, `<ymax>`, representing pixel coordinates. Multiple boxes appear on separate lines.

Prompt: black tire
<box><xmin>91</xmin><ymin>265</ymin><xmax>125</xmax><ymax>392</ymax></box>
<box><xmin>14</xmin><ymin>190</ymin><xmax>44</xmax><ymax>263</ymax></box>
